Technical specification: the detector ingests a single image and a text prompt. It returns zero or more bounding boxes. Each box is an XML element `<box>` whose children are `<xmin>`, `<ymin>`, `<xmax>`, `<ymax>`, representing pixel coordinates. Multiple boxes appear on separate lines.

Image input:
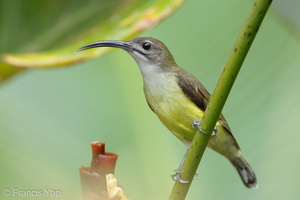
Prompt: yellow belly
<box><xmin>145</xmin><ymin>81</ymin><xmax>204</xmax><ymax>144</ymax></box>
<box><xmin>146</xmin><ymin>90</ymin><xmax>234</xmax><ymax>157</ymax></box>
<box><xmin>143</xmin><ymin>75</ymin><xmax>238</xmax><ymax>158</ymax></box>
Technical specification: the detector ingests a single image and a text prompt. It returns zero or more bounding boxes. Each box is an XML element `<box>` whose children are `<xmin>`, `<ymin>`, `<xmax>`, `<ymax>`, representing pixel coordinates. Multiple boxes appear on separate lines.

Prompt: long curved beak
<box><xmin>77</xmin><ymin>40</ymin><xmax>132</xmax><ymax>52</ymax></box>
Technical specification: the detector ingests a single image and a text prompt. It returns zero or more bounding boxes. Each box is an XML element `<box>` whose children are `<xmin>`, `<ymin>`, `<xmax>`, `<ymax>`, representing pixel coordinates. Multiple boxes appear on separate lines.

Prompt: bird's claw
<box><xmin>171</xmin><ymin>170</ymin><xmax>198</xmax><ymax>183</ymax></box>
<box><xmin>171</xmin><ymin>170</ymin><xmax>189</xmax><ymax>184</ymax></box>
<box><xmin>192</xmin><ymin>119</ymin><xmax>217</xmax><ymax>136</ymax></box>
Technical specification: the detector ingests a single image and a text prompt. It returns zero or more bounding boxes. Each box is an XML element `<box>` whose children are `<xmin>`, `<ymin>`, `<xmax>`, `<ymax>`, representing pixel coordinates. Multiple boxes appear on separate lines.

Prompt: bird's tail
<box><xmin>230</xmin><ymin>154</ymin><xmax>258</xmax><ymax>188</ymax></box>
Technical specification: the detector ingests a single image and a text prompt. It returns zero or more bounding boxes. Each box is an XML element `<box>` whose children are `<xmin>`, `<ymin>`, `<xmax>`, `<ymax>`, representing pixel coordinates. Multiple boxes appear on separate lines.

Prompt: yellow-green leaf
<box><xmin>0</xmin><ymin>0</ymin><xmax>185</xmax><ymax>80</ymax></box>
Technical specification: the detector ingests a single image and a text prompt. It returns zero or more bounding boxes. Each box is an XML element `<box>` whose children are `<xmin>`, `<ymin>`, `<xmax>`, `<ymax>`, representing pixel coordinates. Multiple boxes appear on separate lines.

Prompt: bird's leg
<box><xmin>171</xmin><ymin>147</ymin><xmax>189</xmax><ymax>183</ymax></box>
<box><xmin>192</xmin><ymin>119</ymin><xmax>217</xmax><ymax>136</ymax></box>
<box><xmin>171</xmin><ymin>147</ymin><xmax>198</xmax><ymax>183</ymax></box>
<box><xmin>170</xmin><ymin>119</ymin><xmax>217</xmax><ymax>183</ymax></box>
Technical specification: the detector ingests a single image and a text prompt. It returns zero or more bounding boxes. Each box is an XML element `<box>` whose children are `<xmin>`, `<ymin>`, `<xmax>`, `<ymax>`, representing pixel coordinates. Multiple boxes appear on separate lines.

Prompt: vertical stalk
<box><xmin>169</xmin><ymin>0</ymin><xmax>272</xmax><ymax>199</ymax></box>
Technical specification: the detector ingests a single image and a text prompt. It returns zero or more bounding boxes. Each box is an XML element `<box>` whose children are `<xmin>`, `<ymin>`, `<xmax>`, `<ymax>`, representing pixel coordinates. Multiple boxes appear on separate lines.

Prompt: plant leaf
<box><xmin>0</xmin><ymin>0</ymin><xmax>184</xmax><ymax>72</ymax></box>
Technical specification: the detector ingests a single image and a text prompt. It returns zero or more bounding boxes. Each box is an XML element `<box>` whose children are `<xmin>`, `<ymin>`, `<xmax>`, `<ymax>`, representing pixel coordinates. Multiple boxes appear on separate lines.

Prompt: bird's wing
<box><xmin>176</xmin><ymin>70</ymin><xmax>233</xmax><ymax>135</ymax></box>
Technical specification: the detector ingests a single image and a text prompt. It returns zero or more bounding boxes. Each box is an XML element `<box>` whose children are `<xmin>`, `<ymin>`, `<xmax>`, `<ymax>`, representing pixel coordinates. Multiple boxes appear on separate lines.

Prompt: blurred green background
<box><xmin>1</xmin><ymin>0</ymin><xmax>300</xmax><ymax>200</ymax></box>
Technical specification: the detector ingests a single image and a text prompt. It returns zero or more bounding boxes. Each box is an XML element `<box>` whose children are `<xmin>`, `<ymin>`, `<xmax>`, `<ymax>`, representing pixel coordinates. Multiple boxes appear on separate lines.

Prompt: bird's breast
<box><xmin>142</xmin><ymin>72</ymin><xmax>204</xmax><ymax>144</ymax></box>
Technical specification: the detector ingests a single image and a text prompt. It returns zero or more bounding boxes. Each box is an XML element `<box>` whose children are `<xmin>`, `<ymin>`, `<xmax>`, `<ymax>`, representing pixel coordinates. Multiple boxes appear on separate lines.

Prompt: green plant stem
<box><xmin>169</xmin><ymin>0</ymin><xmax>272</xmax><ymax>199</ymax></box>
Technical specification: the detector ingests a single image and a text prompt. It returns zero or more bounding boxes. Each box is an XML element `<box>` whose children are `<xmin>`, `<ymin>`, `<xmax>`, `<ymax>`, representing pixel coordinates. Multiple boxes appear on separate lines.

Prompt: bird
<box><xmin>78</xmin><ymin>37</ymin><xmax>257</xmax><ymax>188</ymax></box>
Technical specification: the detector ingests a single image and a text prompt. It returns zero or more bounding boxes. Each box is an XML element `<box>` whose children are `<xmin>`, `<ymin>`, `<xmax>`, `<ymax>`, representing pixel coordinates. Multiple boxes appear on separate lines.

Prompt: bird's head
<box><xmin>78</xmin><ymin>37</ymin><xmax>177</xmax><ymax>71</ymax></box>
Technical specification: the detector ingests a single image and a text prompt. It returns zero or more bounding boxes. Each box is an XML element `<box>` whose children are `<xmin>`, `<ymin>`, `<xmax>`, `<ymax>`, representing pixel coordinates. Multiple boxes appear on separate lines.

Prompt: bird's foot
<box><xmin>171</xmin><ymin>170</ymin><xmax>189</xmax><ymax>183</ymax></box>
<box><xmin>192</xmin><ymin>119</ymin><xmax>217</xmax><ymax>136</ymax></box>
<box><xmin>171</xmin><ymin>169</ymin><xmax>198</xmax><ymax>183</ymax></box>
<box><xmin>171</xmin><ymin>147</ymin><xmax>199</xmax><ymax>183</ymax></box>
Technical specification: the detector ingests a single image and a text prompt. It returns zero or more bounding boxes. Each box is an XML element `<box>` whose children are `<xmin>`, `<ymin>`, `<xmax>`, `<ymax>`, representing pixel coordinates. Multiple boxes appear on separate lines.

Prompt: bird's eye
<box><xmin>142</xmin><ymin>42</ymin><xmax>151</xmax><ymax>50</ymax></box>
